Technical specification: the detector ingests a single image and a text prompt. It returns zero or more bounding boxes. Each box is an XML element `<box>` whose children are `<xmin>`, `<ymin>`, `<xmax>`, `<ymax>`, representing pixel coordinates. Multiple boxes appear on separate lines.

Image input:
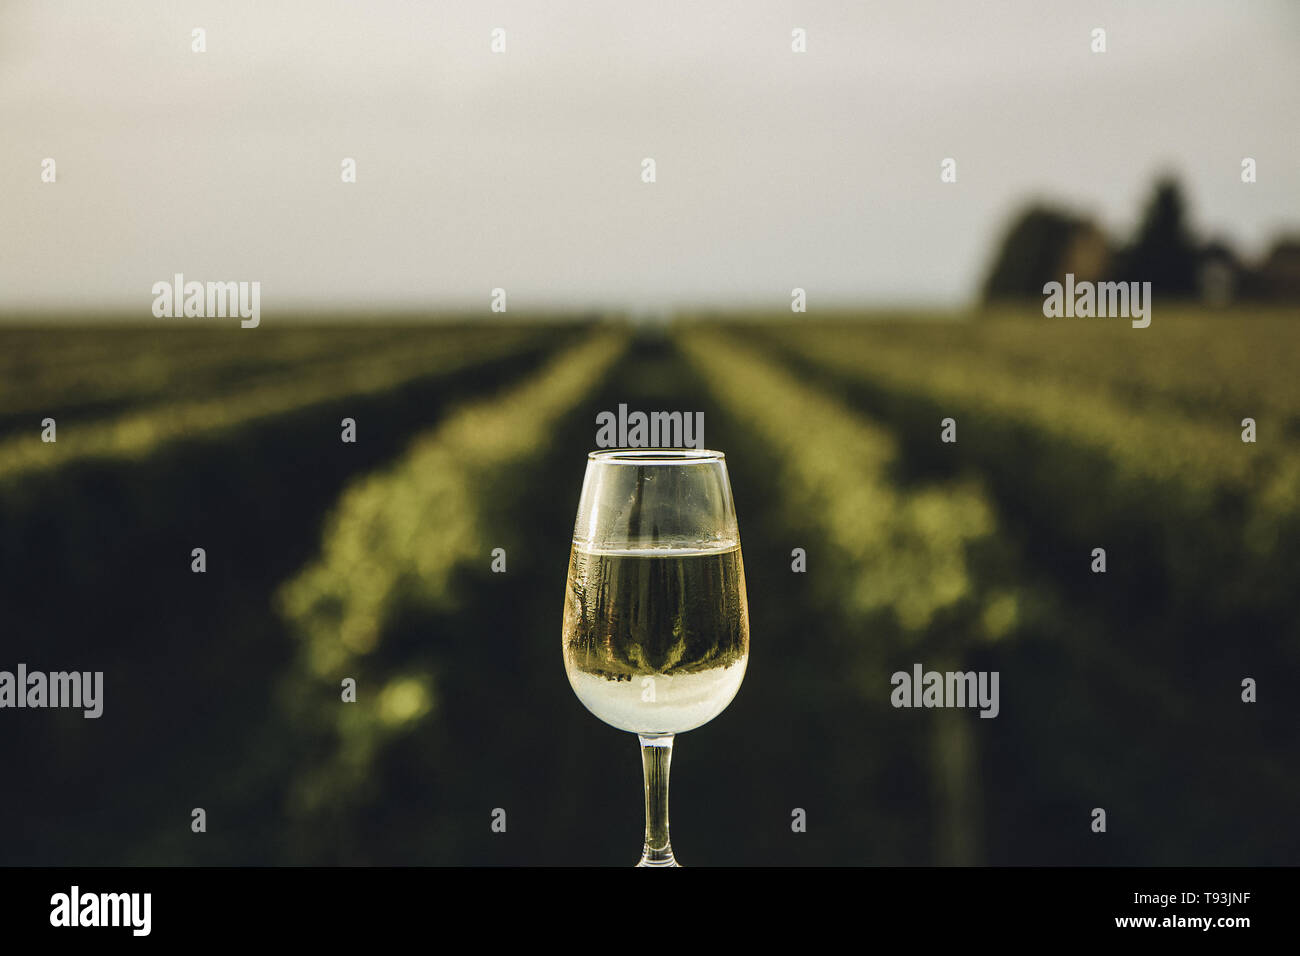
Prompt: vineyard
<box><xmin>0</xmin><ymin>311</ymin><xmax>1295</xmax><ymax>866</ymax></box>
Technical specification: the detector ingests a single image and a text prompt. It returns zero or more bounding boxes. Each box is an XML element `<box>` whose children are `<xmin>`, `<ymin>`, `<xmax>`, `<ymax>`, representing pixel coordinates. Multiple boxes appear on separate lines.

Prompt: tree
<box><xmin>1116</xmin><ymin>177</ymin><xmax>1200</xmax><ymax>298</ymax></box>
<box><xmin>981</xmin><ymin>205</ymin><xmax>1094</xmax><ymax>301</ymax></box>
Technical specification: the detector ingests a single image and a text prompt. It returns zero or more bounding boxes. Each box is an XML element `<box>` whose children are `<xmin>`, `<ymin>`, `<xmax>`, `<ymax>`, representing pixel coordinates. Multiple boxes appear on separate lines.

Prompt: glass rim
<box><xmin>587</xmin><ymin>448</ymin><xmax>726</xmax><ymax>465</ymax></box>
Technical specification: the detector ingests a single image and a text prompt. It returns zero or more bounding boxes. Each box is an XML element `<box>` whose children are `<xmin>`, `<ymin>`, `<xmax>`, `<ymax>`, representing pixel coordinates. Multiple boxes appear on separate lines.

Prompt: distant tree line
<box><xmin>982</xmin><ymin>176</ymin><xmax>1300</xmax><ymax>305</ymax></box>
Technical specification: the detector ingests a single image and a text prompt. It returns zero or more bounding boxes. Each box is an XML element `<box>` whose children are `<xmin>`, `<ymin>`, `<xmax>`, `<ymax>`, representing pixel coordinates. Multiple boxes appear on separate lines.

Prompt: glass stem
<box><xmin>637</xmin><ymin>734</ymin><xmax>678</xmax><ymax>867</ymax></box>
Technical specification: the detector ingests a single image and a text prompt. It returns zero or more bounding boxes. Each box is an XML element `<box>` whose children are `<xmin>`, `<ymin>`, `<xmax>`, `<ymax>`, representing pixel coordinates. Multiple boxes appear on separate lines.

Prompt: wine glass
<box><xmin>562</xmin><ymin>449</ymin><xmax>750</xmax><ymax>866</ymax></box>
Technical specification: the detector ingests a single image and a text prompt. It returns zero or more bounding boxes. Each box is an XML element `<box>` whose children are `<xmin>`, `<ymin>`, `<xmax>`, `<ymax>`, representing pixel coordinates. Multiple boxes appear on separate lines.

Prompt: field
<box><xmin>1</xmin><ymin>310</ymin><xmax>1296</xmax><ymax>866</ymax></box>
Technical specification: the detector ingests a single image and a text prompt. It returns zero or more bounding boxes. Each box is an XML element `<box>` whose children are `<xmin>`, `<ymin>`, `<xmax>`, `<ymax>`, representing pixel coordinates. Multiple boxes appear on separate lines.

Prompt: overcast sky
<box><xmin>2</xmin><ymin>0</ymin><xmax>1297</xmax><ymax>315</ymax></box>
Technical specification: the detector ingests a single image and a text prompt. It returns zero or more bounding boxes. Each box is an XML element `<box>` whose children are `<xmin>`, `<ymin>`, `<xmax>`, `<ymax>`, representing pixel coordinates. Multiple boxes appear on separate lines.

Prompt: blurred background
<box><xmin>0</xmin><ymin>1</ymin><xmax>1298</xmax><ymax>865</ymax></box>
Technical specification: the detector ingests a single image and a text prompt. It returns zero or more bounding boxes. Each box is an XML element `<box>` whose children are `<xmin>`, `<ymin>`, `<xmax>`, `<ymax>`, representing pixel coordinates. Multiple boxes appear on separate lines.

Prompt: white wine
<box><xmin>563</xmin><ymin>450</ymin><xmax>746</xmax><ymax>866</ymax></box>
<box><xmin>562</xmin><ymin>543</ymin><xmax>749</xmax><ymax>734</ymax></box>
